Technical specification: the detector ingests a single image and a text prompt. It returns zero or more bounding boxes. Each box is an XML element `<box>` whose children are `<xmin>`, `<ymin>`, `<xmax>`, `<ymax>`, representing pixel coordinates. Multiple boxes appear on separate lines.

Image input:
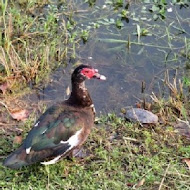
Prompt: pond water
<box><xmin>30</xmin><ymin>0</ymin><xmax>190</xmax><ymax>114</ymax></box>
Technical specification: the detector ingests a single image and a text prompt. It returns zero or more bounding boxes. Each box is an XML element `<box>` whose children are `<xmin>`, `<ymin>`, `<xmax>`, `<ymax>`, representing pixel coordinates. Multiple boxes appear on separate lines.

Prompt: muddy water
<box><xmin>31</xmin><ymin>1</ymin><xmax>190</xmax><ymax>114</ymax></box>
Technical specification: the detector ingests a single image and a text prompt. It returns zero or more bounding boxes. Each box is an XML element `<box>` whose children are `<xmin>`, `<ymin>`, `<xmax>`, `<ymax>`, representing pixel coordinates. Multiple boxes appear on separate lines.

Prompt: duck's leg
<box><xmin>66</xmin><ymin>147</ymin><xmax>87</xmax><ymax>159</ymax></box>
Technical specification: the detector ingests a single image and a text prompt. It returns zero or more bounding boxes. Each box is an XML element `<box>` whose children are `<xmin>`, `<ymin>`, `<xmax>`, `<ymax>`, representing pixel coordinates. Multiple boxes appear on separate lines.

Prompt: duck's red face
<box><xmin>72</xmin><ymin>65</ymin><xmax>106</xmax><ymax>83</ymax></box>
<box><xmin>81</xmin><ymin>68</ymin><xmax>96</xmax><ymax>79</ymax></box>
<box><xmin>80</xmin><ymin>68</ymin><xmax>106</xmax><ymax>80</ymax></box>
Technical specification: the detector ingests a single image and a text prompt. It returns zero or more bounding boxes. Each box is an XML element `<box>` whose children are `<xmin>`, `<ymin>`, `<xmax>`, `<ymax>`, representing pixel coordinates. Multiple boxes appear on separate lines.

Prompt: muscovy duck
<box><xmin>3</xmin><ymin>64</ymin><xmax>106</xmax><ymax>169</ymax></box>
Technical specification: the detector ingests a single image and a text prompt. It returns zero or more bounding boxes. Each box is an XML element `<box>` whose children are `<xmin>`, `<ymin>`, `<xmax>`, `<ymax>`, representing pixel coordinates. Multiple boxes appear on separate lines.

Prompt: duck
<box><xmin>3</xmin><ymin>64</ymin><xmax>106</xmax><ymax>169</ymax></box>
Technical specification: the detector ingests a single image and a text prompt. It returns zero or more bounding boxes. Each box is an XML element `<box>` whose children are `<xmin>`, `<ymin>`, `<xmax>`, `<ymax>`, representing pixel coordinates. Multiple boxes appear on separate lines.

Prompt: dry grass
<box><xmin>150</xmin><ymin>70</ymin><xmax>188</xmax><ymax>123</ymax></box>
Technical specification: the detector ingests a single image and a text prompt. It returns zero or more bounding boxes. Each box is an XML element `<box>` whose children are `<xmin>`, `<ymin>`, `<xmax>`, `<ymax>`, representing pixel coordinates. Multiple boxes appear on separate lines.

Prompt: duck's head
<box><xmin>72</xmin><ymin>64</ymin><xmax>106</xmax><ymax>83</ymax></box>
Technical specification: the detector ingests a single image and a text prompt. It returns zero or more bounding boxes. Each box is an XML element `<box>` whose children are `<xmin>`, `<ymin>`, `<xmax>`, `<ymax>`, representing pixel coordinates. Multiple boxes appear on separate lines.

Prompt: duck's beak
<box><xmin>93</xmin><ymin>72</ymin><xmax>106</xmax><ymax>80</ymax></box>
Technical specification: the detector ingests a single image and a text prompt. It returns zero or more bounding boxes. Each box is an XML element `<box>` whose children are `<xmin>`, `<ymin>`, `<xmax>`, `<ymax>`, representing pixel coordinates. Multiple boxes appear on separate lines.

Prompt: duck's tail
<box><xmin>3</xmin><ymin>145</ymin><xmax>29</xmax><ymax>169</ymax></box>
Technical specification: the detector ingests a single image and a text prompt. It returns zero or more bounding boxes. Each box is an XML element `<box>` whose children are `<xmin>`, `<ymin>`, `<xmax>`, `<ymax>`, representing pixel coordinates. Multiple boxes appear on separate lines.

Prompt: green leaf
<box><xmin>105</xmin><ymin>0</ymin><xmax>112</xmax><ymax>4</ymax></box>
<box><xmin>109</xmin><ymin>18</ymin><xmax>115</xmax><ymax>24</ymax></box>
<box><xmin>152</xmin><ymin>5</ymin><xmax>160</xmax><ymax>12</ymax></box>
<box><xmin>159</xmin><ymin>7</ymin><xmax>166</xmax><ymax>16</ymax></box>
<box><xmin>116</xmin><ymin>19</ymin><xmax>124</xmax><ymax>28</ymax></box>
<box><xmin>153</xmin><ymin>14</ymin><xmax>158</xmax><ymax>20</ymax></box>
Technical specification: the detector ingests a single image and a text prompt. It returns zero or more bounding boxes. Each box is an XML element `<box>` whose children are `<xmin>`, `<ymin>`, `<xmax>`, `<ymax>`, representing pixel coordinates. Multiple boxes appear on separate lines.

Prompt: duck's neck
<box><xmin>67</xmin><ymin>81</ymin><xmax>93</xmax><ymax>107</ymax></box>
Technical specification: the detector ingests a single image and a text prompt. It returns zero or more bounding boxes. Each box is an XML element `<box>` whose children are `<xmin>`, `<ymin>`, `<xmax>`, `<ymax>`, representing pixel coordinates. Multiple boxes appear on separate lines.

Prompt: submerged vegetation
<box><xmin>1</xmin><ymin>0</ymin><xmax>190</xmax><ymax>189</ymax></box>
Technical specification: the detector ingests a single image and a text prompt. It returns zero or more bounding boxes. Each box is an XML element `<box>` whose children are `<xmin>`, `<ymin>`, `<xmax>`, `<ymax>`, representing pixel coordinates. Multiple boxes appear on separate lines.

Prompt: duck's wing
<box><xmin>3</xmin><ymin>104</ymin><xmax>92</xmax><ymax>169</ymax></box>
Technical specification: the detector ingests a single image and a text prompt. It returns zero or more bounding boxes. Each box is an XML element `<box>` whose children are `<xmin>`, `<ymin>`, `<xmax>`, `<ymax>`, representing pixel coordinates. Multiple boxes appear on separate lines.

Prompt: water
<box><xmin>29</xmin><ymin>1</ymin><xmax>190</xmax><ymax>114</ymax></box>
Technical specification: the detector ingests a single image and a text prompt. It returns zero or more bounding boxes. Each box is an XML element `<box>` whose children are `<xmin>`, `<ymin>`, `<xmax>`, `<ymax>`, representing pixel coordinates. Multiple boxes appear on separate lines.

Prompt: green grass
<box><xmin>1</xmin><ymin>114</ymin><xmax>190</xmax><ymax>189</ymax></box>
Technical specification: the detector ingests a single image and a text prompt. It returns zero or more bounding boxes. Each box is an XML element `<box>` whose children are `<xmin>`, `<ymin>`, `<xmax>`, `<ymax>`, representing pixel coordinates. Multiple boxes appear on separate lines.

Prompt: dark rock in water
<box><xmin>125</xmin><ymin>108</ymin><xmax>158</xmax><ymax>124</ymax></box>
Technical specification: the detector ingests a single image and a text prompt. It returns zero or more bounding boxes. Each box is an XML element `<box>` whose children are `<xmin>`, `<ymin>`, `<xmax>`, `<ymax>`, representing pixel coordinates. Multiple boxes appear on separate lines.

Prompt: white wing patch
<box><xmin>60</xmin><ymin>128</ymin><xmax>82</xmax><ymax>147</ymax></box>
<box><xmin>41</xmin><ymin>129</ymin><xmax>47</xmax><ymax>134</ymax></box>
<box><xmin>40</xmin><ymin>128</ymin><xmax>83</xmax><ymax>165</ymax></box>
<box><xmin>41</xmin><ymin>155</ymin><xmax>62</xmax><ymax>165</ymax></box>
<box><xmin>34</xmin><ymin>121</ymin><xmax>40</xmax><ymax>127</ymax></box>
<box><xmin>26</xmin><ymin>147</ymin><xmax>31</xmax><ymax>154</ymax></box>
